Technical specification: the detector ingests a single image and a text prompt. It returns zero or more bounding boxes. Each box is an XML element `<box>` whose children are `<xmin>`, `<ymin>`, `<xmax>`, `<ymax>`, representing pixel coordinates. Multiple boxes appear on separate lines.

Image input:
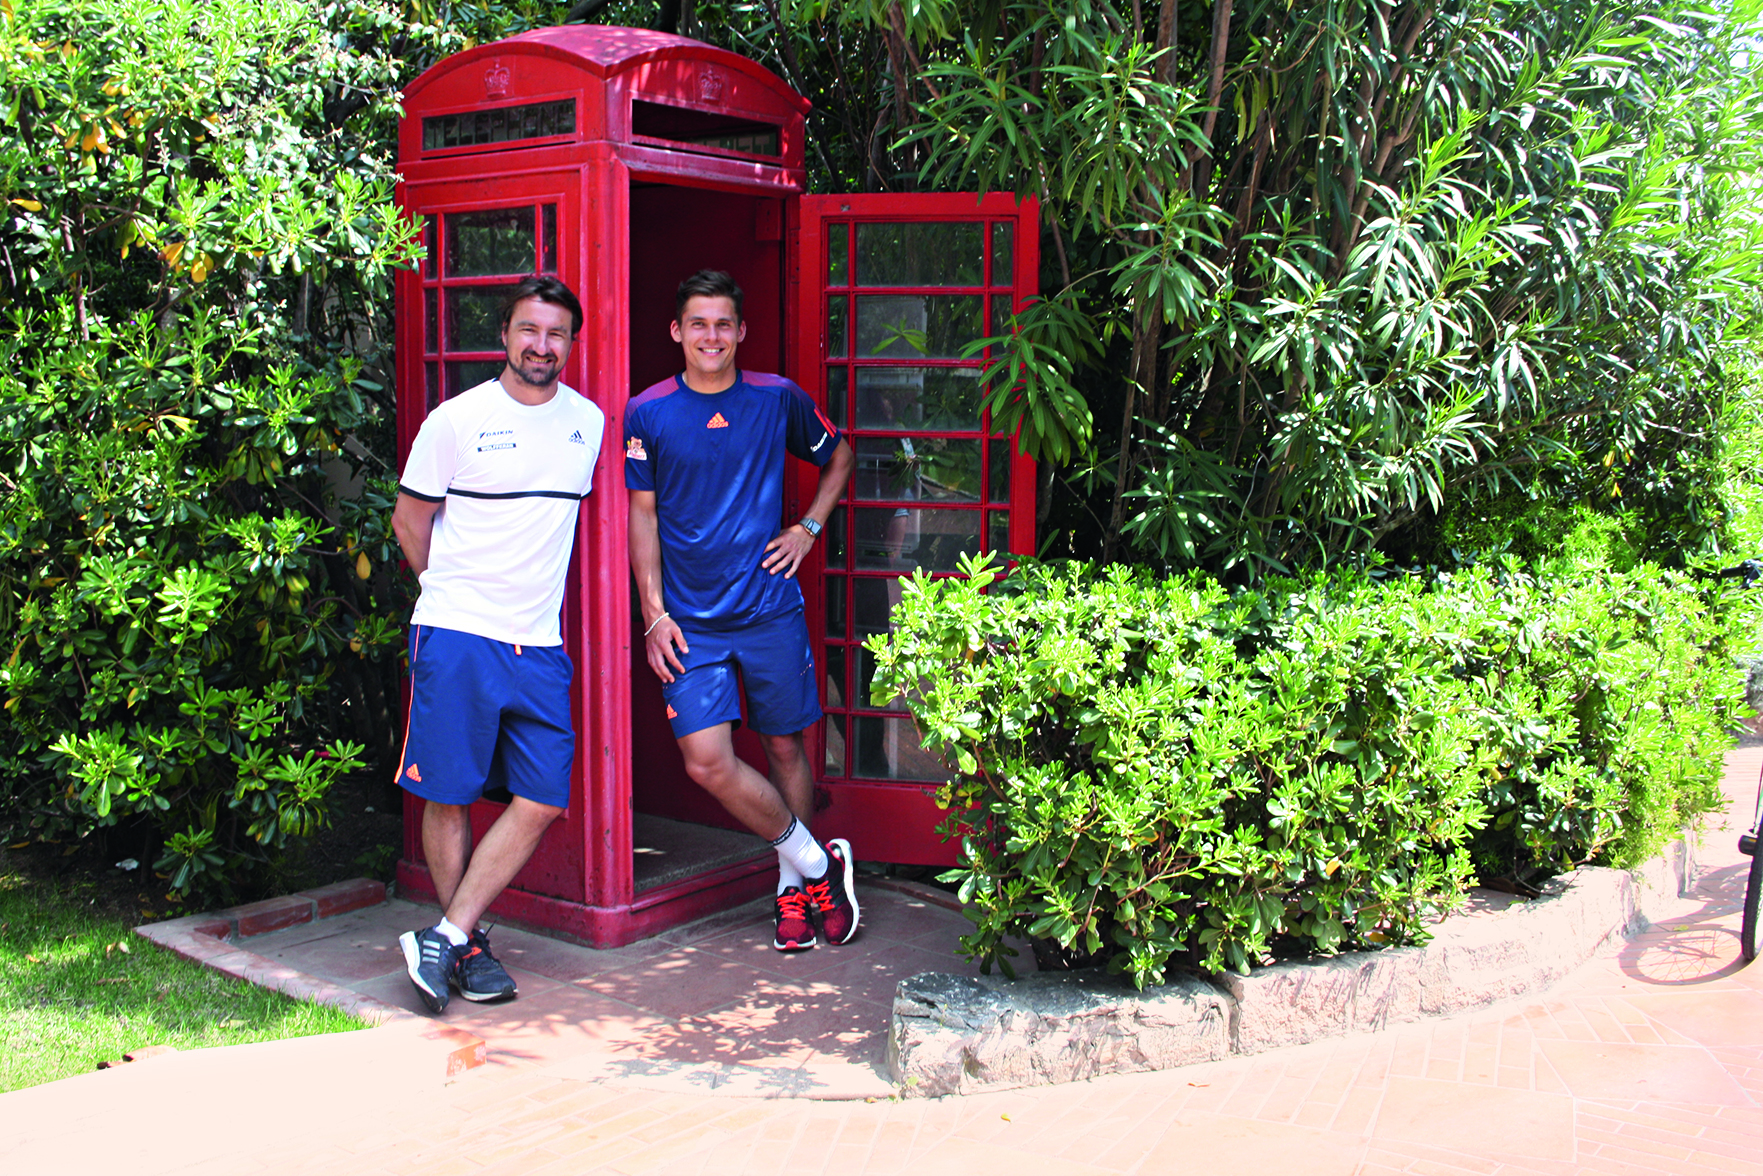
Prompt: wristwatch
<box><xmin>797</xmin><ymin>516</ymin><xmax>823</xmax><ymax>538</ymax></box>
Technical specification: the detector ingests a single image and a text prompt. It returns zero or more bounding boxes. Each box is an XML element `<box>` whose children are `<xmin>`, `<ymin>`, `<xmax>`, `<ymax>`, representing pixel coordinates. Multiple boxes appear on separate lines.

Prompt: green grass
<box><xmin>0</xmin><ymin>868</ymin><xmax>365</xmax><ymax>1092</ymax></box>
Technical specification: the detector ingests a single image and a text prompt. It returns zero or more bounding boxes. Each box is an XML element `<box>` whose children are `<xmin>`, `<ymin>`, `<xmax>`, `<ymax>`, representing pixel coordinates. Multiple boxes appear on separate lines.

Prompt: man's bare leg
<box><xmin>440</xmin><ymin>796</ymin><xmax>562</xmax><ymax>934</ymax></box>
<box><xmin>760</xmin><ymin>730</ymin><xmax>813</xmax><ymax>824</ymax></box>
<box><xmin>420</xmin><ymin>801</ymin><xmax>474</xmax><ymax>911</ymax></box>
<box><xmin>677</xmin><ymin>723</ymin><xmax>798</xmax><ymax>838</ymax></box>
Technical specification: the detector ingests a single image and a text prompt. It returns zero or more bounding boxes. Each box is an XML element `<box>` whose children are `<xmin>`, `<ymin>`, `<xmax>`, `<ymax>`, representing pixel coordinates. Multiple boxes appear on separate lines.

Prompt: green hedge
<box><xmin>866</xmin><ymin>555</ymin><xmax>1737</xmax><ymax>987</ymax></box>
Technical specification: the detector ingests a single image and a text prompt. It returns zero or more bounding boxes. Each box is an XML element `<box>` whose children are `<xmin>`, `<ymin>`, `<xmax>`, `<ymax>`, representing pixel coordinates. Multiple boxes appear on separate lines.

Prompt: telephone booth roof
<box><xmin>398</xmin><ymin>26</ymin><xmax>810</xmax><ymax>174</ymax></box>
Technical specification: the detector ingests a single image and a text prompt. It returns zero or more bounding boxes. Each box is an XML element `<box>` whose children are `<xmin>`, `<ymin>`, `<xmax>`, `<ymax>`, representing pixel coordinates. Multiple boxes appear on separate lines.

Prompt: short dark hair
<box><xmin>675</xmin><ymin>270</ymin><xmax>743</xmax><ymax>322</ymax></box>
<box><xmin>499</xmin><ymin>275</ymin><xmax>583</xmax><ymax>337</ymax></box>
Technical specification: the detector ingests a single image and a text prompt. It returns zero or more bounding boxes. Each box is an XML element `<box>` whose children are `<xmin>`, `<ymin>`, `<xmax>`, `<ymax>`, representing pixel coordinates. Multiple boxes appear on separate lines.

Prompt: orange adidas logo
<box><xmin>706</xmin><ymin>412</ymin><xmax>729</xmax><ymax>429</ymax></box>
<box><xmin>404</xmin><ymin>763</ymin><xmax>422</xmax><ymax>783</ymax></box>
<box><xmin>666</xmin><ymin>705</ymin><xmax>678</xmax><ymax>719</ymax></box>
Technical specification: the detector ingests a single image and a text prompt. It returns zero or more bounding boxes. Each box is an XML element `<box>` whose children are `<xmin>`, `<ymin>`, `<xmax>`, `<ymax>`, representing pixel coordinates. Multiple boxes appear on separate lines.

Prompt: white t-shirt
<box><xmin>399</xmin><ymin>378</ymin><xmax>605</xmax><ymax>646</ymax></box>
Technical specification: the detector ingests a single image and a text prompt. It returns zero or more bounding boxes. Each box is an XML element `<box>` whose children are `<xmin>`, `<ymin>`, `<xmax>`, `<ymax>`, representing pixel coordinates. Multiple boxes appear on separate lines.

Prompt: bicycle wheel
<box><xmin>1743</xmin><ymin>844</ymin><xmax>1763</xmax><ymax>963</ymax></box>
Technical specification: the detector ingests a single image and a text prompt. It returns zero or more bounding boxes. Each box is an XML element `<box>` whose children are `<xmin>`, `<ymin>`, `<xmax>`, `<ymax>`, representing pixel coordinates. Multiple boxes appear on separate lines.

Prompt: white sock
<box><xmin>777</xmin><ymin>853</ymin><xmax>804</xmax><ymax>895</ymax></box>
<box><xmin>435</xmin><ymin>917</ymin><xmax>469</xmax><ymax>946</ymax></box>
<box><xmin>770</xmin><ymin>817</ymin><xmax>828</xmax><ymax>880</ymax></box>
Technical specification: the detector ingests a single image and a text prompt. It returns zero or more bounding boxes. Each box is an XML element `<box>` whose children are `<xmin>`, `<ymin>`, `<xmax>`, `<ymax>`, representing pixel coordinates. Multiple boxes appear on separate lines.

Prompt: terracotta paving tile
<box><xmin>1579</xmin><ymin>1126</ymin><xmax>1695</xmax><ymax>1163</ymax></box>
<box><xmin>1537</xmin><ymin>1039</ymin><xmax>1750</xmax><ymax>1104</ymax></box>
<box><xmin>1372</xmin><ymin>1077</ymin><xmax>1575</xmax><ymax>1161</ymax></box>
<box><xmin>1684</xmin><ymin>1151</ymin><xmax>1763</xmax><ymax>1176</ymax></box>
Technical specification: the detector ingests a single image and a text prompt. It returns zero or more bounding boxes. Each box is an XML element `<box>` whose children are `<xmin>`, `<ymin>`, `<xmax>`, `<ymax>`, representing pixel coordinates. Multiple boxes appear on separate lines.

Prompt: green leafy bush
<box><xmin>867</xmin><ymin>554</ymin><xmax>1735</xmax><ymax>986</ymax></box>
<box><xmin>0</xmin><ymin>0</ymin><xmax>440</xmax><ymax>902</ymax></box>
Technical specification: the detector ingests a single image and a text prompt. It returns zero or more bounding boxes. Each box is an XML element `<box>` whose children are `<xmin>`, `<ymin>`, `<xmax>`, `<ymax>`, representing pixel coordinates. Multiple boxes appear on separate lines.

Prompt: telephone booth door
<box><xmin>790</xmin><ymin>193</ymin><xmax>1041</xmax><ymax>864</ymax></box>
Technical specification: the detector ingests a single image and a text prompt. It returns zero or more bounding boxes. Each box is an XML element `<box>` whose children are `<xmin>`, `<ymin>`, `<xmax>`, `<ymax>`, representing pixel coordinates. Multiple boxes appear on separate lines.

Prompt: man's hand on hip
<box><xmin>761</xmin><ymin>525</ymin><xmax>815</xmax><ymax>579</ymax></box>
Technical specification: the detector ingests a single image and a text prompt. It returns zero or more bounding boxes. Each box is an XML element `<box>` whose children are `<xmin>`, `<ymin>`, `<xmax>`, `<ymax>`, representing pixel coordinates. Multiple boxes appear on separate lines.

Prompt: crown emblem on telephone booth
<box><xmin>484</xmin><ymin>60</ymin><xmax>511</xmax><ymax>98</ymax></box>
<box><xmin>697</xmin><ymin>65</ymin><xmax>725</xmax><ymax>104</ymax></box>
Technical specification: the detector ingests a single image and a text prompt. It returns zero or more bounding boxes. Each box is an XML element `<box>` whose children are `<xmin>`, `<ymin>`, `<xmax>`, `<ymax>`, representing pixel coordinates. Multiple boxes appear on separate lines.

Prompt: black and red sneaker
<box><xmin>804</xmin><ymin>838</ymin><xmax>860</xmax><ymax>945</ymax></box>
<box><xmin>773</xmin><ymin>886</ymin><xmax>818</xmax><ymax>951</ymax></box>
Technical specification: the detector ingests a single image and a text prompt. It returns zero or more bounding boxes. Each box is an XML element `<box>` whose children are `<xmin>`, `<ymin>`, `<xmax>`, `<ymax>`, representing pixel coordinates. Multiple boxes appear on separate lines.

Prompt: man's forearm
<box><xmin>803</xmin><ymin>441</ymin><xmax>854</xmax><ymax>528</ymax></box>
<box><xmin>628</xmin><ymin>498</ymin><xmax>667</xmax><ymax>625</ymax></box>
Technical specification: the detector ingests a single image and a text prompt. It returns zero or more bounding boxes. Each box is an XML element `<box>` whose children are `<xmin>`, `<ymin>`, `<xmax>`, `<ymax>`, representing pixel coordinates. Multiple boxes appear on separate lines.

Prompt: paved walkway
<box><xmin>5</xmin><ymin>751</ymin><xmax>1763</xmax><ymax>1174</ymax></box>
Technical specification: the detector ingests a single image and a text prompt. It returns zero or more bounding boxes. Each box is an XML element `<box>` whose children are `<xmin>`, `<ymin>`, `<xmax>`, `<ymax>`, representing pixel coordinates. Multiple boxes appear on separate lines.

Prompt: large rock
<box><xmin>887</xmin><ymin>969</ymin><xmax>1230</xmax><ymax>1097</ymax></box>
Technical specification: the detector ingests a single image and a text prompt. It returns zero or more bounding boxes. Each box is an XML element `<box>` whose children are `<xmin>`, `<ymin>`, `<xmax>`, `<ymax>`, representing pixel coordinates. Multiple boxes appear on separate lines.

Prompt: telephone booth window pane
<box><xmin>446</xmin><ymin>285</ymin><xmax>516</xmax><ymax>352</ymax></box>
<box><xmin>853</xmin><ymin>578</ymin><xmax>897</xmax><ymax>639</ymax></box>
<box><xmin>824</xmin><ymin>366</ymin><xmax>847</xmax><ymax>428</ymax></box>
<box><xmin>855</xmin><ymin>437</ymin><xmax>981</xmax><ymax>503</ymax></box>
<box><xmin>855</xmin><ymin>507</ymin><xmax>982</xmax><ymax>572</ymax></box>
<box><xmin>824</xmin><ymin>575</ymin><xmax>847</xmax><ymax>638</ymax></box>
<box><xmin>823</xmin><ymin>645</ymin><xmax>847</xmax><ymax>709</ymax></box>
<box><xmin>991</xmin><ymin>221</ymin><xmax>1013</xmax><ymax>284</ymax></box>
<box><xmin>853</xmin><ymin>716</ymin><xmax>945</xmax><ymax>781</ymax></box>
<box><xmin>423</xmin><ymin>218</ymin><xmax>437</xmax><ymax>279</ymax></box>
<box><xmin>989</xmin><ymin>510</ymin><xmax>1010</xmax><ymax>555</ymax></box>
<box><xmin>541</xmin><ymin>205</ymin><xmax>558</xmax><ymax>273</ymax></box>
<box><xmin>827</xmin><ymin>297</ymin><xmax>847</xmax><ymax>358</ymax></box>
<box><xmin>988</xmin><ymin>438</ymin><xmax>1012</xmax><ymax>502</ymax></box>
<box><xmin>446</xmin><ymin>359</ymin><xmax>503</xmax><ymax>397</ymax></box>
<box><xmin>856</xmin><ymin>223</ymin><xmax>983</xmax><ymax>286</ymax></box>
<box><xmin>855</xmin><ymin>646</ymin><xmax>903</xmax><ymax>713</ymax></box>
<box><xmin>855</xmin><ymin>295</ymin><xmax>982</xmax><ymax>359</ymax></box>
<box><xmin>446</xmin><ymin>207</ymin><xmax>536</xmax><ymax>277</ymax></box>
<box><xmin>824</xmin><ymin>713</ymin><xmax>847</xmax><ymax>775</ymax></box>
<box><xmin>828</xmin><ymin>229</ymin><xmax>848</xmax><ymax>286</ymax></box>
<box><xmin>425</xmin><ymin>362</ymin><xmax>440</xmax><ymax>412</ymax></box>
<box><xmin>824</xmin><ymin>508</ymin><xmax>848</xmax><ymax>565</ymax></box>
<box><xmin>855</xmin><ymin>367</ymin><xmax>982</xmax><ymax>430</ymax></box>
<box><xmin>424</xmin><ymin>289</ymin><xmax>438</xmax><ymax>353</ymax></box>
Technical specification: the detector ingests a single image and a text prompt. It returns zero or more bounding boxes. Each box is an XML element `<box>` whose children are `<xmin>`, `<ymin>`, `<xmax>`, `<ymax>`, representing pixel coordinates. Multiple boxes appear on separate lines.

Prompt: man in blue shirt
<box><xmin>626</xmin><ymin>270</ymin><xmax>858</xmax><ymax>952</ymax></box>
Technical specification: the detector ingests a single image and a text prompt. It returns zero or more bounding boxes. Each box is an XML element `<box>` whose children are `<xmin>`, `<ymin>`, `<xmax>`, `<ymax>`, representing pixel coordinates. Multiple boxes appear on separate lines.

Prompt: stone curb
<box><xmin>134</xmin><ymin>878</ymin><xmax>486</xmax><ymax>1078</ymax></box>
<box><xmin>888</xmin><ymin>831</ymin><xmax>1698</xmax><ymax>1097</ymax></box>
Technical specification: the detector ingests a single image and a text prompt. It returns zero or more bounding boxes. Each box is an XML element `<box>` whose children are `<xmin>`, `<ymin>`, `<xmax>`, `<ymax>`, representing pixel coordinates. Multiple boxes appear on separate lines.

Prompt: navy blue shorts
<box><xmin>663</xmin><ymin>609</ymin><xmax>823</xmax><ymax>739</ymax></box>
<box><xmin>396</xmin><ymin>625</ymin><xmax>575</xmax><ymax>809</ymax></box>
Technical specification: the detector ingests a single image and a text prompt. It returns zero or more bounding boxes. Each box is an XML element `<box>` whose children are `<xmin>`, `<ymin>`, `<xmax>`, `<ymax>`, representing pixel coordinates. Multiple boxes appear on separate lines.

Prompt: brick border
<box><xmin>134</xmin><ymin>878</ymin><xmax>485</xmax><ymax>1078</ymax></box>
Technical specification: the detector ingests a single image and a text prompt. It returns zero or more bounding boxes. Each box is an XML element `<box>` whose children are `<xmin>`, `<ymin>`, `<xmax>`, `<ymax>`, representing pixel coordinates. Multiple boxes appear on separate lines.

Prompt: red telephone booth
<box><xmin>394</xmin><ymin>25</ymin><xmax>1039</xmax><ymax>946</ymax></box>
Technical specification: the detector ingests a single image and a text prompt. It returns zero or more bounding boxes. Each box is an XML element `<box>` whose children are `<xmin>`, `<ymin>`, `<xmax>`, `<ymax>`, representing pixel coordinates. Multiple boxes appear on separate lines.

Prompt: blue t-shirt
<box><xmin>624</xmin><ymin>370</ymin><xmax>841</xmax><ymax>629</ymax></box>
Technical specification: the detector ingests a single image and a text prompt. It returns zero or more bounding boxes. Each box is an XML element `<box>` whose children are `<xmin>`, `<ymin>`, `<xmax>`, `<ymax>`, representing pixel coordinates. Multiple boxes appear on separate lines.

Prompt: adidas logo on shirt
<box><xmin>706</xmin><ymin>412</ymin><xmax>730</xmax><ymax>429</ymax></box>
<box><xmin>568</xmin><ymin>430</ymin><xmax>585</xmax><ymax>444</ymax></box>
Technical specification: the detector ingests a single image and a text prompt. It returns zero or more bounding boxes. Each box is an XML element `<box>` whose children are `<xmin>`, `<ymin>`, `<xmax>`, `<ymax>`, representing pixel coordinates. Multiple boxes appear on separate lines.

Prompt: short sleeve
<box><xmin>623</xmin><ymin>404</ymin><xmax>656</xmax><ymax>492</ymax></box>
<box><xmin>399</xmin><ymin>408</ymin><xmax>458</xmax><ymax>502</ymax></box>
<box><xmin>783</xmin><ymin>380</ymin><xmax>841</xmax><ymax>467</ymax></box>
<box><xmin>578</xmin><ymin>402</ymin><xmax>606</xmax><ymax>497</ymax></box>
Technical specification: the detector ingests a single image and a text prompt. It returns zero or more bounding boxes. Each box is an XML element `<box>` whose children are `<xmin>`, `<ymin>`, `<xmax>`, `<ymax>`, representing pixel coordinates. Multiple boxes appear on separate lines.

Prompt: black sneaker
<box><xmin>453</xmin><ymin>927</ymin><xmax>517</xmax><ymax>1002</ymax></box>
<box><xmin>772</xmin><ymin>886</ymin><xmax>817</xmax><ymax>952</ymax></box>
<box><xmin>399</xmin><ymin>926</ymin><xmax>467</xmax><ymax>1014</ymax></box>
<box><xmin>804</xmin><ymin>838</ymin><xmax>860</xmax><ymax>945</ymax></box>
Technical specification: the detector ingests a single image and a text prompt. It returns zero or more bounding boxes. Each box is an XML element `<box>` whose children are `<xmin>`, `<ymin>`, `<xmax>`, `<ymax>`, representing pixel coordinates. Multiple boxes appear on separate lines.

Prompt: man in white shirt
<box><xmin>391</xmin><ymin>275</ymin><xmax>604</xmax><ymax>1014</ymax></box>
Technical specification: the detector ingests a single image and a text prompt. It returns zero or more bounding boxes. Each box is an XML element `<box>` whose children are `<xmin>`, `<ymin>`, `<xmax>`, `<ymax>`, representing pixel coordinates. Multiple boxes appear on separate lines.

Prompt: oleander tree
<box><xmin>695</xmin><ymin>0</ymin><xmax>1763</xmax><ymax>573</ymax></box>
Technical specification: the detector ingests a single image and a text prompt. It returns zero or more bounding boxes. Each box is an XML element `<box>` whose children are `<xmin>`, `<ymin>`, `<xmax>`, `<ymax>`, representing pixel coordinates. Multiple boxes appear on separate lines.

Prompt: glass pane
<box><xmin>824</xmin><ymin>574</ymin><xmax>847</xmax><ymax>639</ymax></box>
<box><xmin>828</xmin><ymin>226</ymin><xmax>848</xmax><ymax>286</ymax></box>
<box><xmin>425</xmin><ymin>362</ymin><xmax>439</xmax><ymax>412</ymax></box>
<box><xmin>823</xmin><ymin>645</ymin><xmax>846</xmax><ymax>710</ymax></box>
<box><xmin>446</xmin><ymin>359</ymin><xmax>503</xmax><ymax>398</ymax></box>
<box><xmin>824</xmin><ymin>508</ymin><xmax>848</xmax><ymax>566</ymax></box>
<box><xmin>446</xmin><ymin>284</ymin><xmax>516</xmax><ymax>352</ymax></box>
<box><xmin>989</xmin><ymin>510</ymin><xmax>1010</xmax><ymax>555</ymax></box>
<box><xmin>424</xmin><ymin>289</ymin><xmax>438</xmax><ymax>354</ymax></box>
<box><xmin>423</xmin><ymin>218</ymin><xmax>437</xmax><ymax>279</ymax></box>
<box><xmin>988</xmin><ymin>437</ymin><xmax>1013</xmax><ymax>503</ymax></box>
<box><xmin>854</xmin><ymin>437</ymin><xmax>981</xmax><ymax>503</ymax></box>
<box><xmin>856</xmin><ymin>295</ymin><xmax>982</xmax><ymax>359</ymax></box>
<box><xmin>445</xmin><ymin>206</ymin><xmax>535</xmax><ymax>277</ymax></box>
<box><xmin>856</xmin><ymin>645</ymin><xmax>903</xmax><ymax>712</ymax></box>
<box><xmin>991</xmin><ymin>221</ymin><xmax>1012</xmax><ymax>285</ymax></box>
<box><xmin>854</xmin><ymin>576</ymin><xmax>902</xmax><ymax>639</ymax></box>
<box><xmin>856</xmin><ymin>223</ymin><xmax>983</xmax><ymax>286</ymax></box>
<box><xmin>824</xmin><ymin>713</ymin><xmax>847</xmax><ymax>776</ymax></box>
<box><xmin>827</xmin><ymin>296</ymin><xmax>847</xmax><ymax>358</ymax></box>
<box><xmin>541</xmin><ymin>205</ymin><xmax>557</xmax><ymax>273</ymax></box>
<box><xmin>853</xmin><ymin>715</ymin><xmax>947</xmax><ymax>781</ymax></box>
<box><xmin>824</xmin><ymin>366</ymin><xmax>848</xmax><ymax>430</ymax></box>
<box><xmin>855</xmin><ymin>367</ymin><xmax>983</xmax><ymax>431</ymax></box>
<box><xmin>855</xmin><ymin>507</ymin><xmax>982</xmax><ymax>572</ymax></box>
